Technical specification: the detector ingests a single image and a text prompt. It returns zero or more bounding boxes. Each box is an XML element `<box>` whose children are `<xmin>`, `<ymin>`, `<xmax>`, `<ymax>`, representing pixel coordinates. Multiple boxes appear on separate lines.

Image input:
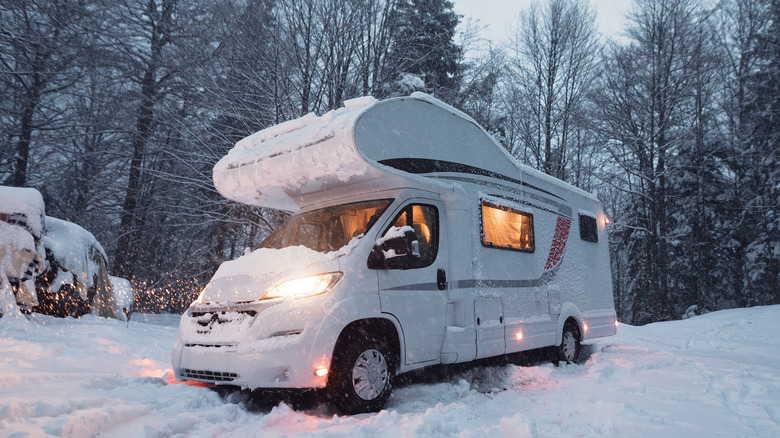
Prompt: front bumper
<box><xmin>172</xmin><ymin>299</ymin><xmax>336</xmax><ymax>389</ymax></box>
<box><xmin>172</xmin><ymin>330</ymin><xmax>330</xmax><ymax>388</ymax></box>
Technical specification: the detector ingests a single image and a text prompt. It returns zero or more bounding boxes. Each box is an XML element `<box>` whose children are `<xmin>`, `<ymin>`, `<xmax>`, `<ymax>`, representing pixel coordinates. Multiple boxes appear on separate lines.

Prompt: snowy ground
<box><xmin>1</xmin><ymin>306</ymin><xmax>779</xmax><ymax>437</ymax></box>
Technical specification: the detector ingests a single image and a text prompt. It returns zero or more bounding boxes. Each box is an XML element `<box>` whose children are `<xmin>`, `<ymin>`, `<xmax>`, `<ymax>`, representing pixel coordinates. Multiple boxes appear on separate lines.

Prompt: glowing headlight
<box><xmin>264</xmin><ymin>272</ymin><xmax>343</xmax><ymax>300</ymax></box>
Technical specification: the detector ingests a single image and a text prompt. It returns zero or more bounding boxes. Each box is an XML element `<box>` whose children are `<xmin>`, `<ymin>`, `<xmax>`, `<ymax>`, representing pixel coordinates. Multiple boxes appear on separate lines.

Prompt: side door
<box><xmin>475</xmin><ymin>296</ymin><xmax>505</xmax><ymax>358</ymax></box>
<box><xmin>375</xmin><ymin>201</ymin><xmax>448</xmax><ymax>365</ymax></box>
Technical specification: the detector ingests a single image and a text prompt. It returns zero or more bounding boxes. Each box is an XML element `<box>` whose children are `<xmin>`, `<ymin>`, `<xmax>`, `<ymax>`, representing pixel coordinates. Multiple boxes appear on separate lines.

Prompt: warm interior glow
<box><xmin>314</xmin><ymin>368</ymin><xmax>329</xmax><ymax>377</ymax></box>
<box><xmin>515</xmin><ymin>331</ymin><xmax>523</xmax><ymax>340</ymax></box>
<box><xmin>481</xmin><ymin>202</ymin><xmax>534</xmax><ymax>250</ymax></box>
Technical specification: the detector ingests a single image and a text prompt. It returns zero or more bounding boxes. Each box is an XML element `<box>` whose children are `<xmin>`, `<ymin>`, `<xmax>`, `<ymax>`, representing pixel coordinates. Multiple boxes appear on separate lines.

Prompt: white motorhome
<box><xmin>172</xmin><ymin>93</ymin><xmax>617</xmax><ymax>413</ymax></box>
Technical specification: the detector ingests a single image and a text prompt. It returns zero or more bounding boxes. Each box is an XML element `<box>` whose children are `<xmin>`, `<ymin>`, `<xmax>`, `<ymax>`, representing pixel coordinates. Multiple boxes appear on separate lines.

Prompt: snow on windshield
<box><xmin>261</xmin><ymin>199</ymin><xmax>390</xmax><ymax>253</ymax></box>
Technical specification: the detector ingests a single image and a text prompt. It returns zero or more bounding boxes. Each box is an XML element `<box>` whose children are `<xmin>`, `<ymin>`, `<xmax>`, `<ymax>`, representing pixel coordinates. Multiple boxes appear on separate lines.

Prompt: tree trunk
<box><xmin>10</xmin><ymin>97</ymin><xmax>38</xmax><ymax>187</ymax></box>
<box><xmin>113</xmin><ymin>68</ymin><xmax>157</xmax><ymax>279</ymax></box>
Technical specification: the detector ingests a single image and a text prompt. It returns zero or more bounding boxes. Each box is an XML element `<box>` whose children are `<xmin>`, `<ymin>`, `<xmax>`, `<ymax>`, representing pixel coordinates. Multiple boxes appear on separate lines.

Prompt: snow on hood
<box><xmin>213</xmin><ymin>96</ymin><xmax>378</xmax><ymax>210</ymax></box>
<box><xmin>198</xmin><ymin>245</ymin><xmax>346</xmax><ymax>305</ymax></box>
<box><xmin>43</xmin><ymin>216</ymin><xmax>107</xmax><ymax>290</ymax></box>
<box><xmin>0</xmin><ymin>186</ymin><xmax>46</xmax><ymax>240</ymax></box>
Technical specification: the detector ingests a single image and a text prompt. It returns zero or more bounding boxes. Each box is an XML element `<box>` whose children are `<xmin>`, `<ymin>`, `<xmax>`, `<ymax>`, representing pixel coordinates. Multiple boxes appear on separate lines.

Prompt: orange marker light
<box><xmin>515</xmin><ymin>331</ymin><xmax>523</xmax><ymax>340</ymax></box>
<box><xmin>583</xmin><ymin>323</ymin><xmax>589</xmax><ymax>333</ymax></box>
<box><xmin>314</xmin><ymin>368</ymin><xmax>329</xmax><ymax>377</ymax></box>
<box><xmin>615</xmin><ymin>319</ymin><xmax>619</xmax><ymax>328</ymax></box>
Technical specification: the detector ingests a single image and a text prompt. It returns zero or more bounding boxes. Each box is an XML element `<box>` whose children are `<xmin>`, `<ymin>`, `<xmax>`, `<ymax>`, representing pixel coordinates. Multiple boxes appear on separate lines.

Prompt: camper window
<box><xmin>481</xmin><ymin>201</ymin><xmax>534</xmax><ymax>252</ymax></box>
<box><xmin>374</xmin><ymin>204</ymin><xmax>439</xmax><ymax>269</ymax></box>
<box><xmin>579</xmin><ymin>214</ymin><xmax>598</xmax><ymax>243</ymax></box>
<box><xmin>260</xmin><ymin>199</ymin><xmax>392</xmax><ymax>252</ymax></box>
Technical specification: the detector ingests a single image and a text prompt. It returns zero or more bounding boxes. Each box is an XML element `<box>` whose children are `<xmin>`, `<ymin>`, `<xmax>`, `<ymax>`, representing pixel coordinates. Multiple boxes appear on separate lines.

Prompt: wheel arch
<box><xmin>331</xmin><ymin>317</ymin><xmax>403</xmax><ymax>375</ymax></box>
<box><xmin>556</xmin><ymin>302</ymin><xmax>584</xmax><ymax>342</ymax></box>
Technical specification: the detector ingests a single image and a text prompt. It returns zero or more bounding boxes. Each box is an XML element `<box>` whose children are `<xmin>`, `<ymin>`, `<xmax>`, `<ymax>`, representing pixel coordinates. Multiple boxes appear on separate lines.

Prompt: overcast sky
<box><xmin>452</xmin><ymin>0</ymin><xmax>634</xmax><ymax>43</ymax></box>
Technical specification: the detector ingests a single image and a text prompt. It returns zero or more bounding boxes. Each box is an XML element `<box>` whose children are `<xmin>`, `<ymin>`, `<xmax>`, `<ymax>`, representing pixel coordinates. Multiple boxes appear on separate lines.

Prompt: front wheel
<box><xmin>328</xmin><ymin>333</ymin><xmax>394</xmax><ymax>414</ymax></box>
<box><xmin>556</xmin><ymin>322</ymin><xmax>581</xmax><ymax>364</ymax></box>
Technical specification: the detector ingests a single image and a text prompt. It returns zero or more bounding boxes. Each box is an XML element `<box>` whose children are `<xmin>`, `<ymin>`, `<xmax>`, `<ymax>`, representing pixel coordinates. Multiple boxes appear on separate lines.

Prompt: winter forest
<box><xmin>1</xmin><ymin>0</ymin><xmax>777</xmax><ymax>325</ymax></box>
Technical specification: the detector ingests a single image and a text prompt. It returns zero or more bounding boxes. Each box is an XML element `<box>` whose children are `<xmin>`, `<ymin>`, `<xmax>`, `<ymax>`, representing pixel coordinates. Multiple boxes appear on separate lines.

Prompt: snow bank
<box><xmin>2</xmin><ymin>306</ymin><xmax>780</xmax><ymax>436</ymax></box>
<box><xmin>110</xmin><ymin>275</ymin><xmax>134</xmax><ymax>312</ymax></box>
<box><xmin>0</xmin><ymin>186</ymin><xmax>46</xmax><ymax>239</ymax></box>
<box><xmin>43</xmin><ymin>216</ymin><xmax>107</xmax><ymax>292</ymax></box>
<box><xmin>0</xmin><ymin>221</ymin><xmax>36</xmax><ymax>263</ymax></box>
<box><xmin>0</xmin><ymin>186</ymin><xmax>45</xmax><ymax>316</ymax></box>
<box><xmin>0</xmin><ymin>221</ymin><xmax>40</xmax><ymax>319</ymax></box>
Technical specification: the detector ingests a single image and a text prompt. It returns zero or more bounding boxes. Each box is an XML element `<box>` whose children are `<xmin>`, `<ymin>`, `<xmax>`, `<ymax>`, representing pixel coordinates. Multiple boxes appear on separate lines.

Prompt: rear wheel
<box><xmin>556</xmin><ymin>322</ymin><xmax>581</xmax><ymax>364</ymax></box>
<box><xmin>329</xmin><ymin>332</ymin><xmax>394</xmax><ymax>414</ymax></box>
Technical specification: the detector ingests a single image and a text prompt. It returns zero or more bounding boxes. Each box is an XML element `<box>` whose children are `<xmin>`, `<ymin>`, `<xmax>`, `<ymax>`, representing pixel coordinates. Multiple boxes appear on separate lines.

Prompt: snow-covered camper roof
<box><xmin>0</xmin><ymin>186</ymin><xmax>46</xmax><ymax>240</ymax></box>
<box><xmin>214</xmin><ymin>93</ymin><xmax>593</xmax><ymax>211</ymax></box>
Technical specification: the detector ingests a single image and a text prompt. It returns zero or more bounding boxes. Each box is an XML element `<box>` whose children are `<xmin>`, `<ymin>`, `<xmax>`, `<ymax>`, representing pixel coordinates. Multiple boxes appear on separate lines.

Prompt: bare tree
<box><xmin>354</xmin><ymin>0</ymin><xmax>403</xmax><ymax>96</ymax></box>
<box><xmin>456</xmin><ymin>46</ymin><xmax>506</xmax><ymax>136</ymax></box>
<box><xmin>0</xmin><ymin>0</ymin><xmax>87</xmax><ymax>186</ymax></box>
<box><xmin>595</xmin><ymin>0</ymin><xmax>705</xmax><ymax>323</ymax></box>
<box><xmin>715</xmin><ymin>0</ymin><xmax>777</xmax><ymax>307</ymax></box>
<box><xmin>505</xmin><ymin>0</ymin><xmax>600</xmax><ymax>181</ymax></box>
<box><xmin>109</xmin><ymin>0</ymin><xmax>221</xmax><ymax>279</ymax></box>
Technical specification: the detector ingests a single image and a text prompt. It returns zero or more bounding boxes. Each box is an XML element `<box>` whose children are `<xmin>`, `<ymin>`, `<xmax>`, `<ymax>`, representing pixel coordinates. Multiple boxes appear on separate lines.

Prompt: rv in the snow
<box><xmin>172</xmin><ymin>93</ymin><xmax>618</xmax><ymax>413</ymax></box>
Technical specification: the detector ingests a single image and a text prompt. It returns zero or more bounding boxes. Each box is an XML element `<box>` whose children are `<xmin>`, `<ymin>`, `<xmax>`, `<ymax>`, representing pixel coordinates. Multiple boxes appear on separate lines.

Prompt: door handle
<box><xmin>437</xmin><ymin>269</ymin><xmax>447</xmax><ymax>290</ymax></box>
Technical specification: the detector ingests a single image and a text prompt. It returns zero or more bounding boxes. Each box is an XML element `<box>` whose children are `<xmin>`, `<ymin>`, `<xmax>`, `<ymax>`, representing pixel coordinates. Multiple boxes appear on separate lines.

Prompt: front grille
<box><xmin>184</xmin><ymin>343</ymin><xmax>236</xmax><ymax>348</ymax></box>
<box><xmin>190</xmin><ymin>309</ymin><xmax>257</xmax><ymax>319</ymax></box>
<box><xmin>188</xmin><ymin>310</ymin><xmax>257</xmax><ymax>335</ymax></box>
<box><xmin>180</xmin><ymin>368</ymin><xmax>238</xmax><ymax>382</ymax></box>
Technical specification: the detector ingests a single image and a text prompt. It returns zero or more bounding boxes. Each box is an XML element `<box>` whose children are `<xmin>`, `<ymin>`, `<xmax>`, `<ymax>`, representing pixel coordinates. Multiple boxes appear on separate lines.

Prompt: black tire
<box><xmin>328</xmin><ymin>332</ymin><xmax>395</xmax><ymax>414</ymax></box>
<box><xmin>556</xmin><ymin>321</ymin><xmax>581</xmax><ymax>364</ymax></box>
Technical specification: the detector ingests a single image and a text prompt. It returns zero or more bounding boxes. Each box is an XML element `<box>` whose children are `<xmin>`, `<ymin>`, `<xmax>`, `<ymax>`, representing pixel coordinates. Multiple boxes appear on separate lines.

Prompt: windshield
<box><xmin>260</xmin><ymin>199</ymin><xmax>392</xmax><ymax>252</ymax></box>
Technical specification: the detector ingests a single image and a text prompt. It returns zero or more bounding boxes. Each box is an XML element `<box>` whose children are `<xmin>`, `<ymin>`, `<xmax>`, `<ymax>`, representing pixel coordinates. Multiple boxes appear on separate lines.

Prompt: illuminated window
<box><xmin>481</xmin><ymin>201</ymin><xmax>534</xmax><ymax>252</ymax></box>
<box><xmin>373</xmin><ymin>203</ymin><xmax>439</xmax><ymax>269</ymax></box>
<box><xmin>261</xmin><ymin>199</ymin><xmax>391</xmax><ymax>252</ymax></box>
<box><xmin>579</xmin><ymin>214</ymin><xmax>598</xmax><ymax>243</ymax></box>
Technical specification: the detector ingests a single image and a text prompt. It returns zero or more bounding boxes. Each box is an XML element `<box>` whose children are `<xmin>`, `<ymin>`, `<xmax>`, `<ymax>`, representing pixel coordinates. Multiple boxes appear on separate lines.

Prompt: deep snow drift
<box><xmin>1</xmin><ymin>306</ymin><xmax>779</xmax><ymax>437</ymax></box>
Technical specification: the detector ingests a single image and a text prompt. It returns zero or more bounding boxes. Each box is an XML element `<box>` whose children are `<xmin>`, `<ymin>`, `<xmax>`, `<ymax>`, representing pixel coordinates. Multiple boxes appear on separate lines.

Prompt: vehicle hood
<box><xmin>198</xmin><ymin>245</ymin><xmax>344</xmax><ymax>304</ymax></box>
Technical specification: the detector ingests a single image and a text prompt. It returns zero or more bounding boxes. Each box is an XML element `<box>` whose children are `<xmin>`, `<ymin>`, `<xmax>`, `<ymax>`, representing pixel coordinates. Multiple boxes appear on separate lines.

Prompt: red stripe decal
<box><xmin>544</xmin><ymin>217</ymin><xmax>571</xmax><ymax>270</ymax></box>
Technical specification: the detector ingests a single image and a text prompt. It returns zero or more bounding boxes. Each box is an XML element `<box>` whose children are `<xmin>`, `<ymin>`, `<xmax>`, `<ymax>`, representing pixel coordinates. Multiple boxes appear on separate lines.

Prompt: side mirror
<box><xmin>367</xmin><ymin>226</ymin><xmax>420</xmax><ymax>269</ymax></box>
